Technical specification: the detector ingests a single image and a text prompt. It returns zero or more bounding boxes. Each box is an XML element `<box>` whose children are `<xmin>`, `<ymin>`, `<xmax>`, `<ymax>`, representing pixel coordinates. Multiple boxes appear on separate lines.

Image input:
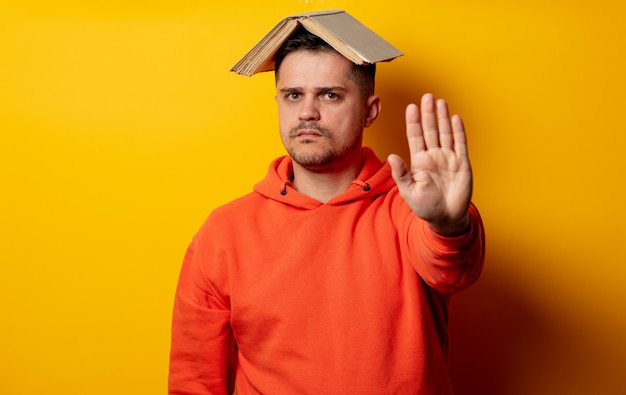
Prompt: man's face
<box><xmin>275</xmin><ymin>50</ymin><xmax>377</xmax><ymax>171</ymax></box>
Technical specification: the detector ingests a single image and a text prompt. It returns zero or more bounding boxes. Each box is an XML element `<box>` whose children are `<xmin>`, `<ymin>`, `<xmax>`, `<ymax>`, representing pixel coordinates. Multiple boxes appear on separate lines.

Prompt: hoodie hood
<box><xmin>253</xmin><ymin>147</ymin><xmax>397</xmax><ymax>209</ymax></box>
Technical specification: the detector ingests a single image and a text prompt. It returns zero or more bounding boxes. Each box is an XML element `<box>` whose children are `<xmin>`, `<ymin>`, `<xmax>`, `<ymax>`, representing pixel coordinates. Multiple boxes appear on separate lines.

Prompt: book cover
<box><xmin>231</xmin><ymin>10</ymin><xmax>403</xmax><ymax>76</ymax></box>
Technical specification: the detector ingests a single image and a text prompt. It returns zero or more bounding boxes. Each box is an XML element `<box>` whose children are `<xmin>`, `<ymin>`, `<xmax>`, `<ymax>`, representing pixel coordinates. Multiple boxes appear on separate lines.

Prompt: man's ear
<box><xmin>364</xmin><ymin>95</ymin><xmax>381</xmax><ymax>128</ymax></box>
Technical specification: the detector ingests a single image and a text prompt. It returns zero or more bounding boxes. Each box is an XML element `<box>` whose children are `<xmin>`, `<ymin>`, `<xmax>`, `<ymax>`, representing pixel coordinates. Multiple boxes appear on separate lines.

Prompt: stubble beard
<box><xmin>286</xmin><ymin>122</ymin><xmax>362</xmax><ymax>172</ymax></box>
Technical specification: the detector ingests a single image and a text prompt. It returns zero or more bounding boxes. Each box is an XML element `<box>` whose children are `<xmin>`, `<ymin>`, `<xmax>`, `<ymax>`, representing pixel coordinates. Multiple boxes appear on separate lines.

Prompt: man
<box><xmin>169</xmin><ymin>23</ymin><xmax>485</xmax><ymax>395</ymax></box>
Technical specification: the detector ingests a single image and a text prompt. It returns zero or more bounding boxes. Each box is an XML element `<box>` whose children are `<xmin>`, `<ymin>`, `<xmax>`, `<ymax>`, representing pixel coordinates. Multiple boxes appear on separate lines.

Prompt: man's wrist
<box><xmin>428</xmin><ymin>214</ymin><xmax>471</xmax><ymax>237</ymax></box>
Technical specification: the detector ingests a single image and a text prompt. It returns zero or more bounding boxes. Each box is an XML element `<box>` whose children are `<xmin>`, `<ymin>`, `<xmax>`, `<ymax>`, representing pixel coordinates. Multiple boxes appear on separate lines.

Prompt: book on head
<box><xmin>230</xmin><ymin>10</ymin><xmax>403</xmax><ymax>76</ymax></box>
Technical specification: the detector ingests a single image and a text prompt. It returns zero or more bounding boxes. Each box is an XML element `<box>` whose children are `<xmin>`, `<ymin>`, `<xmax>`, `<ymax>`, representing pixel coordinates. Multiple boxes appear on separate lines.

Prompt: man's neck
<box><xmin>291</xmin><ymin>153</ymin><xmax>362</xmax><ymax>203</ymax></box>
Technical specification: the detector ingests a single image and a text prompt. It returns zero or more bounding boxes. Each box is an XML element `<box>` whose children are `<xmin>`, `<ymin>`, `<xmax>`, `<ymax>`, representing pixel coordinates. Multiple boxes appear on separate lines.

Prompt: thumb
<box><xmin>387</xmin><ymin>154</ymin><xmax>412</xmax><ymax>188</ymax></box>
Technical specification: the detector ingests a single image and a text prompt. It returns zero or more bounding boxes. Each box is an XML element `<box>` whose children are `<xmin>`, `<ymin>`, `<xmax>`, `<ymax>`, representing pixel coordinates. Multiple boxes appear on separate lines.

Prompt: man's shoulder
<box><xmin>210</xmin><ymin>191</ymin><xmax>262</xmax><ymax>217</ymax></box>
<box><xmin>190</xmin><ymin>192</ymin><xmax>261</xmax><ymax>239</ymax></box>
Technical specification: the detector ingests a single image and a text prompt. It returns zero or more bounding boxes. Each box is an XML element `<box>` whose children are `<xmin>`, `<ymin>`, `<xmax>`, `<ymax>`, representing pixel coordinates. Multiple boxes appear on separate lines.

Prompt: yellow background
<box><xmin>1</xmin><ymin>0</ymin><xmax>624</xmax><ymax>394</ymax></box>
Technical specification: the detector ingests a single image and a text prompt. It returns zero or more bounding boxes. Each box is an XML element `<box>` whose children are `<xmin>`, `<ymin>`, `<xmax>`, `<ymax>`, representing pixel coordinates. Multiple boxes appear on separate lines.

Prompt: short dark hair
<box><xmin>274</xmin><ymin>27</ymin><xmax>376</xmax><ymax>98</ymax></box>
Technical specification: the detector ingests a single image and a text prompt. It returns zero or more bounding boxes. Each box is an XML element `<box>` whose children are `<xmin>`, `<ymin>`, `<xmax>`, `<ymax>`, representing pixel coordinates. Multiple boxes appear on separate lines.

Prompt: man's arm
<box><xmin>169</xmin><ymin>238</ymin><xmax>237</xmax><ymax>395</ymax></box>
<box><xmin>388</xmin><ymin>93</ymin><xmax>473</xmax><ymax>236</ymax></box>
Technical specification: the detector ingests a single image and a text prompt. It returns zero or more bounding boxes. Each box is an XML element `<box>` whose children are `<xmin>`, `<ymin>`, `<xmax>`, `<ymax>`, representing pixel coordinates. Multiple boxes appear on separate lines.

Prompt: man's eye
<box><xmin>323</xmin><ymin>92</ymin><xmax>339</xmax><ymax>100</ymax></box>
<box><xmin>287</xmin><ymin>93</ymin><xmax>301</xmax><ymax>100</ymax></box>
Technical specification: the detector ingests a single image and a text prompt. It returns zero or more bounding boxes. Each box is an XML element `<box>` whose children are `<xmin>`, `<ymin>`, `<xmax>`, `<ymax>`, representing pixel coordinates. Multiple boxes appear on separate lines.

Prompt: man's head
<box><xmin>274</xmin><ymin>27</ymin><xmax>376</xmax><ymax>100</ymax></box>
<box><xmin>273</xmin><ymin>28</ymin><xmax>381</xmax><ymax>173</ymax></box>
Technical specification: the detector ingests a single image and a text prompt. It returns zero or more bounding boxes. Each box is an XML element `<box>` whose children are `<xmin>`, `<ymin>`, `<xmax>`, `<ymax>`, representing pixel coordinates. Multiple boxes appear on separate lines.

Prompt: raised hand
<box><xmin>388</xmin><ymin>93</ymin><xmax>473</xmax><ymax>236</ymax></box>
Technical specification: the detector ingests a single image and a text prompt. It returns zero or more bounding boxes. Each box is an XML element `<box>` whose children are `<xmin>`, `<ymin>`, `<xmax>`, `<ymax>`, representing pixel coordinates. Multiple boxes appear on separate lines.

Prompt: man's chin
<box><xmin>290</xmin><ymin>150</ymin><xmax>335</xmax><ymax>171</ymax></box>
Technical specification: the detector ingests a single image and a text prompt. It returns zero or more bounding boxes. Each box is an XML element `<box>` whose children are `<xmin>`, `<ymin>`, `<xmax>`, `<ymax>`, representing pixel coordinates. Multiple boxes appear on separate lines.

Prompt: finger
<box><xmin>420</xmin><ymin>93</ymin><xmax>439</xmax><ymax>149</ymax></box>
<box><xmin>436</xmin><ymin>99</ymin><xmax>453</xmax><ymax>150</ymax></box>
<box><xmin>405</xmin><ymin>103</ymin><xmax>425</xmax><ymax>155</ymax></box>
<box><xmin>387</xmin><ymin>153</ymin><xmax>412</xmax><ymax>189</ymax></box>
<box><xmin>451</xmin><ymin>114</ymin><xmax>469</xmax><ymax>158</ymax></box>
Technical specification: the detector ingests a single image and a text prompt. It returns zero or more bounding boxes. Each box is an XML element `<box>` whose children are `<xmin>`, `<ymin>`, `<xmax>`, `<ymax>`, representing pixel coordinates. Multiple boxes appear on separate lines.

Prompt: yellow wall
<box><xmin>1</xmin><ymin>0</ymin><xmax>624</xmax><ymax>394</ymax></box>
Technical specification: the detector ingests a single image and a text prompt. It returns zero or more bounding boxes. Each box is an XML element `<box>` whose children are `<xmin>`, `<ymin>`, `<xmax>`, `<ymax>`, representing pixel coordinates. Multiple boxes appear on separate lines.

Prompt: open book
<box><xmin>230</xmin><ymin>10</ymin><xmax>403</xmax><ymax>76</ymax></box>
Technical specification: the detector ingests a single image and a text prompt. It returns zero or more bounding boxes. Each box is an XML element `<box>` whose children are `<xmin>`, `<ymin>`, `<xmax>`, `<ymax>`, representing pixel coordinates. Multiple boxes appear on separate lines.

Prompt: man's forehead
<box><xmin>277</xmin><ymin>50</ymin><xmax>354</xmax><ymax>84</ymax></box>
<box><xmin>283</xmin><ymin>49</ymin><xmax>351</xmax><ymax>66</ymax></box>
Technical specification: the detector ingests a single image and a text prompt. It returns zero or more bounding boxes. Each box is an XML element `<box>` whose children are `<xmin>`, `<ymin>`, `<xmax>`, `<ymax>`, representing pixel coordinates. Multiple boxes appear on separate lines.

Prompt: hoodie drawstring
<box><xmin>280</xmin><ymin>180</ymin><xmax>371</xmax><ymax>196</ymax></box>
<box><xmin>352</xmin><ymin>180</ymin><xmax>371</xmax><ymax>192</ymax></box>
<box><xmin>279</xmin><ymin>181</ymin><xmax>289</xmax><ymax>196</ymax></box>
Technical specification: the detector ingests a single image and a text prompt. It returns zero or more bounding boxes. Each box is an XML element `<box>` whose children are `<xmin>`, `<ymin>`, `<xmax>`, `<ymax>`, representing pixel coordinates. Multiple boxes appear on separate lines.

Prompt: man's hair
<box><xmin>274</xmin><ymin>27</ymin><xmax>376</xmax><ymax>99</ymax></box>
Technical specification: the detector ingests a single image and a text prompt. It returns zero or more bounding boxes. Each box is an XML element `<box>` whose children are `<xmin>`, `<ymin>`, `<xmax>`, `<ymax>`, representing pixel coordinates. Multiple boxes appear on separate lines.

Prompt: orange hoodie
<box><xmin>169</xmin><ymin>147</ymin><xmax>485</xmax><ymax>395</ymax></box>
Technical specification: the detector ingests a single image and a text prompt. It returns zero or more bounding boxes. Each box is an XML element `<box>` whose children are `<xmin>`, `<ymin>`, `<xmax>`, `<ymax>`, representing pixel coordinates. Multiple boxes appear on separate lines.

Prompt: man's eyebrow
<box><xmin>317</xmin><ymin>86</ymin><xmax>347</xmax><ymax>93</ymax></box>
<box><xmin>279</xmin><ymin>87</ymin><xmax>302</xmax><ymax>93</ymax></box>
<box><xmin>279</xmin><ymin>86</ymin><xmax>347</xmax><ymax>93</ymax></box>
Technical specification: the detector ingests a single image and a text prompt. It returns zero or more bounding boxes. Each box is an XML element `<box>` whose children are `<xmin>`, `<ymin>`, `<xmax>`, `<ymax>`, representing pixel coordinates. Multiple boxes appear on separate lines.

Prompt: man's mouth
<box><xmin>291</xmin><ymin>122</ymin><xmax>326</xmax><ymax>138</ymax></box>
<box><xmin>296</xmin><ymin>130</ymin><xmax>322</xmax><ymax>137</ymax></box>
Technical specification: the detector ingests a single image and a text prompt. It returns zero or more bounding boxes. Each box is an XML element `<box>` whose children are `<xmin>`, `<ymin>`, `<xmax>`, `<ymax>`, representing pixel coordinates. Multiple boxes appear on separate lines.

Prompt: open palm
<box><xmin>388</xmin><ymin>93</ymin><xmax>473</xmax><ymax>236</ymax></box>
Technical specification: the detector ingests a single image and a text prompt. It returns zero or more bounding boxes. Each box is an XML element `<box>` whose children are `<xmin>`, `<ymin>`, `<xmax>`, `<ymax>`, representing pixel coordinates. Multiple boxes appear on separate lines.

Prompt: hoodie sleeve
<box><xmin>406</xmin><ymin>203</ymin><xmax>485</xmax><ymax>295</ymax></box>
<box><xmin>168</xmin><ymin>231</ymin><xmax>237</xmax><ymax>395</ymax></box>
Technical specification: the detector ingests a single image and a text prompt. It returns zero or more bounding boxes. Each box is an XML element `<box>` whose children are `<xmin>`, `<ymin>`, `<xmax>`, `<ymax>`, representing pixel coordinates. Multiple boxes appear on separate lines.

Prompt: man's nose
<box><xmin>299</xmin><ymin>96</ymin><xmax>320</xmax><ymax>121</ymax></box>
